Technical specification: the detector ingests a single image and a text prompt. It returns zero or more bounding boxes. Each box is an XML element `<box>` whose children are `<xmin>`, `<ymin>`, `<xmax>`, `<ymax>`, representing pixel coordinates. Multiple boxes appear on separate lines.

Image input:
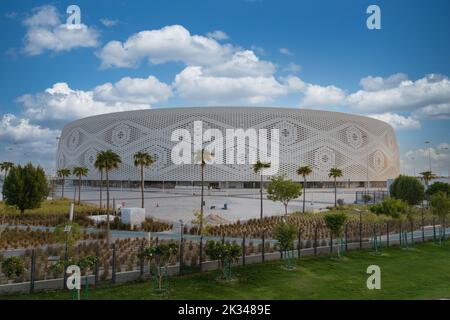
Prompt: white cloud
<box><xmin>100</xmin><ymin>18</ymin><xmax>119</xmax><ymax>27</ymax></box>
<box><xmin>299</xmin><ymin>84</ymin><xmax>346</xmax><ymax>108</ymax></box>
<box><xmin>206</xmin><ymin>30</ymin><xmax>229</xmax><ymax>41</ymax></box>
<box><xmin>17</xmin><ymin>78</ymin><xmax>171</xmax><ymax>126</ymax></box>
<box><xmin>359</xmin><ymin>73</ymin><xmax>408</xmax><ymax>92</ymax></box>
<box><xmin>402</xmin><ymin>144</ymin><xmax>450</xmax><ymax>176</ymax></box>
<box><xmin>173</xmin><ymin>66</ymin><xmax>289</xmax><ymax>104</ymax></box>
<box><xmin>412</xmin><ymin>103</ymin><xmax>450</xmax><ymax>120</ymax></box>
<box><xmin>282</xmin><ymin>62</ymin><xmax>301</xmax><ymax>74</ymax></box>
<box><xmin>23</xmin><ymin>5</ymin><xmax>99</xmax><ymax>55</ymax></box>
<box><xmin>93</xmin><ymin>76</ymin><xmax>172</xmax><ymax>104</ymax></box>
<box><xmin>346</xmin><ymin>74</ymin><xmax>450</xmax><ymax>113</ymax></box>
<box><xmin>279</xmin><ymin>48</ymin><xmax>292</xmax><ymax>56</ymax></box>
<box><xmin>368</xmin><ymin>113</ymin><xmax>421</xmax><ymax>130</ymax></box>
<box><xmin>0</xmin><ymin>114</ymin><xmax>59</xmax><ymax>142</ymax></box>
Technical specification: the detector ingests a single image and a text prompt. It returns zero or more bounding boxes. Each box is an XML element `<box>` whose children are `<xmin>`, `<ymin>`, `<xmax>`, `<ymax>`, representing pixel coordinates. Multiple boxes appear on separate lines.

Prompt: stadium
<box><xmin>56</xmin><ymin>107</ymin><xmax>400</xmax><ymax>189</ymax></box>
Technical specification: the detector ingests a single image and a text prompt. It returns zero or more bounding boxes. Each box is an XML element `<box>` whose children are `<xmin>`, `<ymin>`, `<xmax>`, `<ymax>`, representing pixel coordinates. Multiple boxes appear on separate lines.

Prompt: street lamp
<box><xmin>424</xmin><ymin>141</ymin><xmax>431</xmax><ymax>172</ymax></box>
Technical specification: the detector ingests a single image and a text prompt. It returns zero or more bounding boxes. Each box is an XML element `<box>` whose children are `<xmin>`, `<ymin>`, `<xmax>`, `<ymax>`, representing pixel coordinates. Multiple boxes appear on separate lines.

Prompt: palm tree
<box><xmin>0</xmin><ymin>162</ymin><xmax>14</xmax><ymax>199</ymax></box>
<box><xmin>420</xmin><ymin>170</ymin><xmax>437</xmax><ymax>207</ymax></box>
<box><xmin>56</xmin><ymin>168</ymin><xmax>71</xmax><ymax>198</ymax></box>
<box><xmin>328</xmin><ymin>167</ymin><xmax>343</xmax><ymax>208</ymax></box>
<box><xmin>96</xmin><ymin>150</ymin><xmax>122</xmax><ymax>243</ymax></box>
<box><xmin>72</xmin><ymin>167</ymin><xmax>89</xmax><ymax>205</ymax></box>
<box><xmin>252</xmin><ymin>161</ymin><xmax>271</xmax><ymax>220</ymax></box>
<box><xmin>297</xmin><ymin>165</ymin><xmax>312</xmax><ymax>213</ymax></box>
<box><xmin>133</xmin><ymin>151</ymin><xmax>154</xmax><ymax>208</ymax></box>
<box><xmin>194</xmin><ymin>148</ymin><xmax>213</xmax><ymax>235</ymax></box>
<box><xmin>94</xmin><ymin>153</ymin><xmax>106</xmax><ymax>209</ymax></box>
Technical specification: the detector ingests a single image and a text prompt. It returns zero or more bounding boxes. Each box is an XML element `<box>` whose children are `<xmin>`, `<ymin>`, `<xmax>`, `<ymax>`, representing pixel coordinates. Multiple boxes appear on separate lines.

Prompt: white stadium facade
<box><xmin>56</xmin><ymin>107</ymin><xmax>400</xmax><ymax>188</ymax></box>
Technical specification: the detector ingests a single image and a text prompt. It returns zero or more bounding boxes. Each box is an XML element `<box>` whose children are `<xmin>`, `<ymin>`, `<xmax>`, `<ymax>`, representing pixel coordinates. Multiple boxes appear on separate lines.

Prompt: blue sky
<box><xmin>0</xmin><ymin>0</ymin><xmax>449</xmax><ymax>175</ymax></box>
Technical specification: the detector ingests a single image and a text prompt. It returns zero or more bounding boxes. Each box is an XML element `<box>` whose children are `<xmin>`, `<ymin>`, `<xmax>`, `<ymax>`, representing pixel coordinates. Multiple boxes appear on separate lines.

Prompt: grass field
<box><xmin>5</xmin><ymin>240</ymin><xmax>450</xmax><ymax>300</ymax></box>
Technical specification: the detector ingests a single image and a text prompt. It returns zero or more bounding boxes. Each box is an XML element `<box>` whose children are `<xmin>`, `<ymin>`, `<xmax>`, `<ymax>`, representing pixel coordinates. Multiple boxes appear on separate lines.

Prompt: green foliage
<box><xmin>430</xmin><ymin>191</ymin><xmax>450</xmax><ymax>220</ymax></box>
<box><xmin>141</xmin><ymin>243</ymin><xmax>178</xmax><ymax>267</ymax></box>
<box><xmin>328</xmin><ymin>167</ymin><xmax>343</xmax><ymax>179</ymax></box>
<box><xmin>427</xmin><ymin>182</ymin><xmax>450</xmax><ymax>197</ymax></box>
<box><xmin>205</xmin><ymin>240</ymin><xmax>241</xmax><ymax>279</ymax></box>
<box><xmin>274</xmin><ymin>222</ymin><xmax>297</xmax><ymax>250</ymax></box>
<box><xmin>420</xmin><ymin>171</ymin><xmax>437</xmax><ymax>187</ymax></box>
<box><xmin>323</xmin><ymin>212</ymin><xmax>347</xmax><ymax>238</ymax></box>
<box><xmin>389</xmin><ymin>175</ymin><xmax>425</xmax><ymax>205</ymax></box>
<box><xmin>267</xmin><ymin>176</ymin><xmax>302</xmax><ymax>215</ymax></box>
<box><xmin>369</xmin><ymin>198</ymin><xmax>408</xmax><ymax>219</ymax></box>
<box><xmin>3</xmin><ymin>163</ymin><xmax>49</xmax><ymax>214</ymax></box>
<box><xmin>78</xmin><ymin>255</ymin><xmax>98</xmax><ymax>272</ymax></box>
<box><xmin>1</xmin><ymin>256</ymin><xmax>25</xmax><ymax>279</ymax></box>
<box><xmin>53</xmin><ymin>222</ymin><xmax>82</xmax><ymax>247</ymax></box>
<box><xmin>253</xmin><ymin>161</ymin><xmax>271</xmax><ymax>174</ymax></box>
<box><xmin>362</xmin><ymin>194</ymin><xmax>372</xmax><ymax>204</ymax></box>
<box><xmin>297</xmin><ymin>165</ymin><xmax>312</xmax><ymax>177</ymax></box>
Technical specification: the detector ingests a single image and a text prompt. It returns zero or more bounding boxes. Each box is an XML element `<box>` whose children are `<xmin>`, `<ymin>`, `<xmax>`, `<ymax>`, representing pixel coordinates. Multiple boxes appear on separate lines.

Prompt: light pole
<box><xmin>439</xmin><ymin>146</ymin><xmax>449</xmax><ymax>181</ymax></box>
<box><xmin>424</xmin><ymin>141</ymin><xmax>431</xmax><ymax>172</ymax></box>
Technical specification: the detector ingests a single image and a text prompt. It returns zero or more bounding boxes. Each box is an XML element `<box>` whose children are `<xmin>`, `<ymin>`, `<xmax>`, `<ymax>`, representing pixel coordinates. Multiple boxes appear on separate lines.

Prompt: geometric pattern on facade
<box><xmin>56</xmin><ymin>107</ymin><xmax>400</xmax><ymax>182</ymax></box>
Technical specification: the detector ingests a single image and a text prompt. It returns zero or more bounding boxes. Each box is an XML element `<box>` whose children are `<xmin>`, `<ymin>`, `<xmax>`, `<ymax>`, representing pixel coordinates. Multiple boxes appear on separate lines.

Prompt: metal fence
<box><xmin>355</xmin><ymin>190</ymin><xmax>389</xmax><ymax>204</ymax></box>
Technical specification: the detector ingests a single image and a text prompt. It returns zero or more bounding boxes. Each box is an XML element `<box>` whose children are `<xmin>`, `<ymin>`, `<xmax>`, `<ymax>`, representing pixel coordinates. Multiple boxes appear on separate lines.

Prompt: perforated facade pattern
<box><xmin>56</xmin><ymin>107</ymin><xmax>400</xmax><ymax>183</ymax></box>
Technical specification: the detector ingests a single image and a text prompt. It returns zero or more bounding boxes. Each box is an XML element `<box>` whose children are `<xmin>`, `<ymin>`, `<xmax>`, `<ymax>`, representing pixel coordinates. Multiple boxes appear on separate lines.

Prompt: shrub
<box><xmin>389</xmin><ymin>175</ymin><xmax>424</xmax><ymax>205</ymax></box>
<box><xmin>427</xmin><ymin>182</ymin><xmax>450</xmax><ymax>197</ymax></box>
<box><xmin>274</xmin><ymin>222</ymin><xmax>296</xmax><ymax>251</ymax></box>
<box><xmin>1</xmin><ymin>256</ymin><xmax>25</xmax><ymax>279</ymax></box>
<box><xmin>369</xmin><ymin>198</ymin><xmax>408</xmax><ymax>219</ymax></box>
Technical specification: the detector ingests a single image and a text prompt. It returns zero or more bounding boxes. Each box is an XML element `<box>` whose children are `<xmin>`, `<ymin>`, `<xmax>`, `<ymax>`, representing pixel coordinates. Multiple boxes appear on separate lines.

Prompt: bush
<box><xmin>274</xmin><ymin>222</ymin><xmax>296</xmax><ymax>250</ymax></box>
<box><xmin>369</xmin><ymin>198</ymin><xmax>408</xmax><ymax>219</ymax></box>
<box><xmin>389</xmin><ymin>175</ymin><xmax>424</xmax><ymax>205</ymax></box>
<box><xmin>1</xmin><ymin>256</ymin><xmax>25</xmax><ymax>280</ymax></box>
<box><xmin>427</xmin><ymin>182</ymin><xmax>450</xmax><ymax>197</ymax></box>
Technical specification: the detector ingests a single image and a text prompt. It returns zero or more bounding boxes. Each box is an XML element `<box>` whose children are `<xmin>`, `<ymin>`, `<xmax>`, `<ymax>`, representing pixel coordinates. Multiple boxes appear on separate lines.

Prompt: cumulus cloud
<box><xmin>23</xmin><ymin>5</ymin><xmax>99</xmax><ymax>55</ymax></box>
<box><xmin>100</xmin><ymin>18</ymin><xmax>119</xmax><ymax>27</ymax></box>
<box><xmin>173</xmin><ymin>66</ymin><xmax>289</xmax><ymax>104</ymax></box>
<box><xmin>279</xmin><ymin>48</ymin><xmax>292</xmax><ymax>56</ymax></box>
<box><xmin>359</xmin><ymin>73</ymin><xmax>408</xmax><ymax>92</ymax></box>
<box><xmin>412</xmin><ymin>103</ymin><xmax>450</xmax><ymax>120</ymax></box>
<box><xmin>17</xmin><ymin>78</ymin><xmax>171</xmax><ymax>126</ymax></box>
<box><xmin>206</xmin><ymin>30</ymin><xmax>229</xmax><ymax>40</ymax></box>
<box><xmin>368</xmin><ymin>113</ymin><xmax>421</xmax><ymax>130</ymax></box>
<box><xmin>0</xmin><ymin>114</ymin><xmax>60</xmax><ymax>143</ymax></box>
<box><xmin>402</xmin><ymin>143</ymin><xmax>450</xmax><ymax>176</ymax></box>
<box><xmin>299</xmin><ymin>84</ymin><xmax>346</xmax><ymax>108</ymax></box>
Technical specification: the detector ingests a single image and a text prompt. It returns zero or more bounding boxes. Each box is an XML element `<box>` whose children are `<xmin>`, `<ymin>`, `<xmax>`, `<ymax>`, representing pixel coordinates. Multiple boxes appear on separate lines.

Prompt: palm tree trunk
<box><xmin>334</xmin><ymin>177</ymin><xmax>337</xmax><ymax>208</ymax></box>
<box><xmin>99</xmin><ymin>170</ymin><xmax>103</xmax><ymax>209</ymax></box>
<box><xmin>141</xmin><ymin>164</ymin><xmax>144</xmax><ymax>208</ymax></box>
<box><xmin>106</xmin><ymin>169</ymin><xmax>110</xmax><ymax>245</ymax></box>
<box><xmin>302</xmin><ymin>176</ymin><xmax>306</xmax><ymax>213</ymax></box>
<box><xmin>61</xmin><ymin>177</ymin><xmax>65</xmax><ymax>198</ymax></box>
<box><xmin>260</xmin><ymin>174</ymin><xmax>263</xmax><ymax>220</ymax></box>
<box><xmin>78</xmin><ymin>176</ymin><xmax>81</xmax><ymax>205</ymax></box>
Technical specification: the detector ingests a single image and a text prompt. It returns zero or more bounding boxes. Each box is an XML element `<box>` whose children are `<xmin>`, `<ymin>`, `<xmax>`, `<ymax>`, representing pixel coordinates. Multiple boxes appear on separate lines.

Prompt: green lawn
<box><xmin>5</xmin><ymin>241</ymin><xmax>450</xmax><ymax>300</ymax></box>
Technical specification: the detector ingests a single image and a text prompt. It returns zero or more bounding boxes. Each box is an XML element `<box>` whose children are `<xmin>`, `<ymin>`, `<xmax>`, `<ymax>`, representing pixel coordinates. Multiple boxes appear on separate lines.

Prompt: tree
<box><xmin>297</xmin><ymin>165</ymin><xmax>312</xmax><ymax>213</ymax></box>
<box><xmin>3</xmin><ymin>163</ymin><xmax>49</xmax><ymax>216</ymax></box>
<box><xmin>205</xmin><ymin>241</ymin><xmax>241</xmax><ymax>280</ymax></box>
<box><xmin>0</xmin><ymin>161</ymin><xmax>14</xmax><ymax>199</ymax></box>
<box><xmin>328</xmin><ymin>168</ymin><xmax>343</xmax><ymax>208</ymax></box>
<box><xmin>266</xmin><ymin>176</ymin><xmax>302</xmax><ymax>215</ymax></box>
<box><xmin>53</xmin><ymin>222</ymin><xmax>82</xmax><ymax>247</ymax></box>
<box><xmin>194</xmin><ymin>149</ymin><xmax>213</xmax><ymax>235</ymax></box>
<box><xmin>420</xmin><ymin>171</ymin><xmax>437</xmax><ymax>189</ymax></box>
<box><xmin>96</xmin><ymin>150</ymin><xmax>122</xmax><ymax>243</ymax></box>
<box><xmin>94</xmin><ymin>153</ymin><xmax>106</xmax><ymax>209</ymax></box>
<box><xmin>389</xmin><ymin>175</ymin><xmax>425</xmax><ymax>206</ymax></box>
<box><xmin>57</xmin><ymin>168</ymin><xmax>71</xmax><ymax>199</ymax></box>
<box><xmin>1</xmin><ymin>256</ymin><xmax>25</xmax><ymax>280</ymax></box>
<box><xmin>427</xmin><ymin>182</ymin><xmax>450</xmax><ymax>197</ymax></box>
<box><xmin>274</xmin><ymin>222</ymin><xmax>297</xmax><ymax>269</ymax></box>
<box><xmin>133</xmin><ymin>151</ymin><xmax>154</xmax><ymax>209</ymax></box>
<box><xmin>323</xmin><ymin>212</ymin><xmax>347</xmax><ymax>257</ymax></box>
<box><xmin>253</xmin><ymin>161</ymin><xmax>271</xmax><ymax>220</ymax></box>
<box><xmin>72</xmin><ymin>167</ymin><xmax>88</xmax><ymax>205</ymax></box>
<box><xmin>140</xmin><ymin>243</ymin><xmax>178</xmax><ymax>292</ymax></box>
<box><xmin>430</xmin><ymin>191</ymin><xmax>450</xmax><ymax>244</ymax></box>
<box><xmin>369</xmin><ymin>198</ymin><xmax>408</xmax><ymax>219</ymax></box>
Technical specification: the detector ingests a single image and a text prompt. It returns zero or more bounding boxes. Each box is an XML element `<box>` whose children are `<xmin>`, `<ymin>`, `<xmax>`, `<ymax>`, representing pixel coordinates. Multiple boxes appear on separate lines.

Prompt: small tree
<box><xmin>3</xmin><ymin>163</ymin><xmax>49</xmax><ymax>216</ymax></box>
<box><xmin>133</xmin><ymin>151</ymin><xmax>154</xmax><ymax>209</ymax></box>
<box><xmin>369</xmin><ymin>198</ymin><xmax>408</xmax><ymax>219</ymax></box>
<box><xmin>72</xmin><ymin>167</ymin><xmax>88</xmax><ymax>205</ymax></box>
<box><xmin>389</xmin><ymin>175</ymin><xmax>425</xmax><ymax>206</ymax></box>
<box><xmin>430</xmin><ymin>191</ymin><xmax>450</xmax><ymax>245</ymax></box>
<box><xmin>253</xmin><ymin>161</ymin><xmax>271</xmax><ymax>220</ymax></box>
<box><xmin>328</xmin><ymin>168</ymin><xmax>343</xmax><ymax>208</ymax></box>
<box><xmin>323</xmin><ymin>212</ymin><xmax>347</xmax><ymax>257</ymax></box>
<box><xmin>141</xmin><ymin>243</ymin><xmax>178</xmax><ymax>293</ymax></box>
<box><xmin>266</xmin><ymin>176</ymin><xmax>302</xmax><ymax>215</ymax></box>
<box><xmin>53</xmin><ymin>222</ymin><xmax>82</xmax><ymax>247</ymax></box>
<box><xmin>1</xmin><ymin>256</ymin><xmax>25</xmax><ymax>280</ymax></box>
<box><xmin>57</xmin><ymin>168</ymin><xmax>71</xmax><ymax>199</ymax></box>
<box><xmin>205</xmin><ymin>241</ymin><xmax>241</xmax><ymax>280</ymax></box>
<box><xmin>427</xmin><ymin>182</ymin><xmax>450</xmax><ymax>197</ymax></box>
<box><xmin>274</xmin><ymin>222</ymin><xmax>297</xmax><ymax>269</ymax></box>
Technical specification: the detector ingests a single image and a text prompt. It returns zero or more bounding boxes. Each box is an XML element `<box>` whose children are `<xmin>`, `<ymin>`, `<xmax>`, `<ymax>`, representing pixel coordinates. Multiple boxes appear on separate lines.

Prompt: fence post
<box><xmin>261</xmin><ymin>231</ymin><xmax>265</xmax><ymax>263</ymax></box>
<box><xmin>399</xmin><ymin>223</ymin><xmax>402</xmax><ymax>246</ymax></box>
<box><xmin>359</xmin><ymin>217</ymin><xmax>363</xmax><ymax>249</ymax></box>
<box><xmin>433</xmin><ymin>217</ymin><xmax>436</xmax><ymax>242</ymax></box>
<box><xmin>199</xmin><ymin>236</ymin><xmax>204</xmax><ymax>271</ymax></box>
<box><xmin>111</xmin><ymin>243</ymin><xmax>116</xmax><ymax>284</ymax></box>
<box><xmin>94</xmin><ymin>242</ymin><xmax>99</xmax><ymax>285</ymax></box>
<box><xmin>139</xmin><ymin>242</ymin><xmax>145</xmax><ymax>278</ymax></box>
<box><xmin>386</xmin><ymin>221</ymin><xmax>390</xmax><ymax>248</ymax></box>
<box><xmin>242</xmin><ymin>235</ymin><xmax>246</xmax><ymax>266</ymax></box>
<box><xmin>329</xmin><ymin>234</ymin><xmax>333</xmax><ymax>254</ymax></box>
<box><xmin>29</xmin><ymin>249</ymin><xmax>36</xmax><ymax>294</ymax></box>
<box><xmin>421</xmin><ymin>205</ymin><xmax>425</xmax><ymax>242</ymax></box>
<box><xmin>313</xmin><ymin>226</ymin><xmax>318</xmax><ymax>256</ymax></box>
<box><xmin>297</xmin><ymin>228</ymin><xmax>301</xmax><ymax>259</ymax></box>
<box><xmin>344</xmin><ymin>223</ymin><xmax>348</xmax><ymax>251</ymax></box>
